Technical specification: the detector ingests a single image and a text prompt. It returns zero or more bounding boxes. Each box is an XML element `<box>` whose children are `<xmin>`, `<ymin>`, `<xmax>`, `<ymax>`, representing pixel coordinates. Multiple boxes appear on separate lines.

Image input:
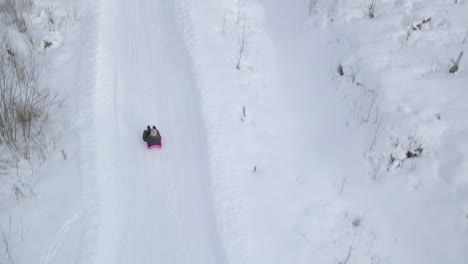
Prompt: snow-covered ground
<box><xmin>1</xmin><ymin>0</ymin><xmax>467</xmax><ymax>263</ymax></box>
<box><xmin>182</xmin><ymin>0</ymin><xmax>468</xmax><ymax>263</ymax></box>
<box><xmin>0</xmin><ymin>1</ymin><xmax>84</xmax><ymax>263</ymax></box>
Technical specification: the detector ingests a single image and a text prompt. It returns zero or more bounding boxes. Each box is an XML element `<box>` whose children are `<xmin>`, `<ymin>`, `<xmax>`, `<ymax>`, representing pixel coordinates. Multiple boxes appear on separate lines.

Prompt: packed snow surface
<box><xmin>86</xmin><ymin>0</ymin><xmax>227</xmax><ymax>263</ymax></box>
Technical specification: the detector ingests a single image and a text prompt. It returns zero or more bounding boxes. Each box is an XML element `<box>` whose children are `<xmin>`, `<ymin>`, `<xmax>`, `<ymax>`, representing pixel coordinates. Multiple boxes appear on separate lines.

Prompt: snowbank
<box><xmin>180</xmin><ymin>0</ymin><xmax>468</xmax><ymax>263</ymax></box>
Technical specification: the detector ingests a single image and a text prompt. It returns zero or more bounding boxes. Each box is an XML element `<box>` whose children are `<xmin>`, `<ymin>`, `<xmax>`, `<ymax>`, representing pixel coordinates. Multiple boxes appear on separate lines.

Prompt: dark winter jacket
<box><xmin>142</xmin><ymin>128</ymin><xmax>162</xmax><ymax>146</ymax></box>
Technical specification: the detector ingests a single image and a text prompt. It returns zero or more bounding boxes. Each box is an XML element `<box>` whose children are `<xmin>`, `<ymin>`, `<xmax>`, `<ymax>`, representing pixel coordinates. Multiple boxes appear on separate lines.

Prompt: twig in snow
<box><xmin>386</xmin><ymin>256</ymin><xmax>393</xmax><ymax>264</ymax></box>
<box><xmin>363</xmin><ymin>86</ymin><xmax>380</xmax><ymax>123</ymax></box>
<box><xmin>449</xmin><ymin>51</ymin><xmax>463</xmax><ymax>73</ymax></box>
<box><xmin>407</xmin><ymin>126</ymin><xmax>420</xmax><ymax>150</ymax></box>
<box><xmin>308</xmin><ymin>0</ymin><xmax>318</xmax><ymax>16</ymax></box>
<box><xmin>463</xmin><ymin>29</ymin><xmax>468</xmax><ymax>44</ymax></box>
<box><xmin>1</xmin><ymin>216</ymin><xmax>14</xmax><ymax>263</ymax></box>
<box><xmin>61</xmin><ymin>149</ymin><xmax>67</xmax><ymax>160</ymax></box>
<box><xmin>369</xmin><ymin>155</ymin><xmax>383</xmax><ymax>180</ymax></box>
<box><xmin>368</xmin><ymin>0</ymin><xmax>377</xmax><ymax>19</ymax></box>
<box><xmin>340</xmin><ymin>230</ymin><xmax>357</xmax><ymax>264</ymax></box>
<box><xmin>406</xmin><ymin>22</ymin><xmax>413</xmax><ymax>42</ymax></box>
<box><xmin>349</xmin><ymin>65</ymin><xmax>360</xmax><ymax>84</ymax></box>
<box><xmin>369</xmin><ymin>114</ymin><xmax>383</xmax><ymax>151</ymax></box>
<box><xmin>241</xmin><ymin>106</ymin><xmax>246</xmax><ymax>121</ymax></box>
<box><xmin>337</xmin><ymin>63</ymin><xmax>344</xmax><ymax>76</ymax></box>
<box><xmin>411</xmin><ymin>18</ymin><xmax>431</xmax><ymax>31</ymax></box>
<box><xmin>339</xmin><ymin>176</ymin><xmax>346</xmax><ymax>194</ymax></box>
<box><xmin>299</xmin><ymin>232</ymin><xmax>310</xmax><ymax>242</ymax></box>
<box><xmin>405</xmin><ymin>18</ymin><xmax>431</xmax><ymax>42</ymax></box>
<box><xmin>352</xmin><ymin>93</ymin><xmax>363</xmax><ymax>117</ymax></box>
<box><xmin>222</xmin><ymin>9</ymin><xmax>227</xmax><ymax>34</ymax></box>
<box><xmin>236</xmin><ymin>0</ymin><xmax>243</xmax><ymax>25</ymax></box>
<box><xmin>236</xmin><ymin>16</ymin><xmax>248</xmax><ymax>70</ymax></box>
<box><xmin>19</xmin><ymin>217</ymin><xmax>24</xmax><ymax>242</ymax></box>
<box><xmin>368</xmin><ymin>233</ymin><xmax>376</xmax><ymax>255</ymax></box>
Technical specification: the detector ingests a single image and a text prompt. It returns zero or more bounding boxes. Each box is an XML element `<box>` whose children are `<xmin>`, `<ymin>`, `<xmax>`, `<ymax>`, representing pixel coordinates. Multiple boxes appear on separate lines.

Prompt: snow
<box><xmin>0</xmin><ymin>0</ymin><xmax>83</xmax><ymax>263</ymax></box>
<box><xmin>182</xmin><ymin>0</ymin><xmax>468</xmax><ymax>263</ymax></box>
<box><xmin>1</xmin><ymin>0</ymin><xmax>467</xmax><ymax>263</ymax></box>
<box><xmin>84</xmin><ymin>0</ymin><xmax>228</xmax><ymax>262</ymax></box>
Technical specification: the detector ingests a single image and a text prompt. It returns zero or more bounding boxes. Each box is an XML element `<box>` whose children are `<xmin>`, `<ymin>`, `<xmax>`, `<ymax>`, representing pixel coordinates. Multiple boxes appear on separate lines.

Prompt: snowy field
<box><xmin>0</xmin><ymin>0</ymin><xmax>467</xmax><ymax>263</ymax></box>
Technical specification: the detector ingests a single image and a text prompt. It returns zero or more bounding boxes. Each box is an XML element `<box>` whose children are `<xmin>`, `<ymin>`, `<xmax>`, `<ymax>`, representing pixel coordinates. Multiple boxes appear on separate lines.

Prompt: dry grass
<box><xmin>0</xmin><ymin>0</ymin><xmax>34</xmax><ymax>33</ymax></box>
<box><xmin>0</xmin><ymin>35</ymin><xmax>60</xmax><ymax>161</ymax></box>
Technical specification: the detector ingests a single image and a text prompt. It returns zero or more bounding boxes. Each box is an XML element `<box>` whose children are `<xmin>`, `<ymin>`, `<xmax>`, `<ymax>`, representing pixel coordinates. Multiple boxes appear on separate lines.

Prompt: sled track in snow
<box><xmin>41</xmin><ymin>213</ymin><xmax>81</xmax><ymax>264</ymax></box>
<box><xmin>79</xmin><ymin>0</ymin><xmax>227</xmax><ymax>263</ymax></box>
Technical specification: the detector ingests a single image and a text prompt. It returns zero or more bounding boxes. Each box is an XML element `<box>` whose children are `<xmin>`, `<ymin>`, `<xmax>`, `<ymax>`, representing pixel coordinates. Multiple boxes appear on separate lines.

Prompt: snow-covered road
<box><xmin>89</xmin><ymin>0</ymin><xmax>227</xmax><ymax>263</ymax></box>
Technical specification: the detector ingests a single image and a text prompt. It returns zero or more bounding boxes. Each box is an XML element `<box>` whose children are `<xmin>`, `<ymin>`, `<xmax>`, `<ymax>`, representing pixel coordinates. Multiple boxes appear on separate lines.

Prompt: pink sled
<box><xmin>148</xmin><ymin>143</ymin><xmax>162</xmax><ymax>150</ymax></box>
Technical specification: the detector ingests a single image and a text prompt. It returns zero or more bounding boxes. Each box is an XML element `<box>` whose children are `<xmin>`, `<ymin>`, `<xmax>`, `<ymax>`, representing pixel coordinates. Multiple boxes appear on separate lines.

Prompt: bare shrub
<box><xmin>0</xmin><ymin>35</ymin><xmax>61</xmax><ymax>161</ymax></box>
<box><xmin>43</xmin><ymin>40</ymin><xmax>53</xmax><ymax>49</ymax></box>
<box><xmin>0</xmin><ymin>0</ymin><xmax>35</xmax><ymax>33</ymax></box>
<box><xmin>387</xmin><ymin>128</ymin><xmax>426</xmax><ymax>171</ymax></box>
<box><xmin>405</xmin><ymin>18</ymin><xmax>433</xmax><ymax>43</ymax></box>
